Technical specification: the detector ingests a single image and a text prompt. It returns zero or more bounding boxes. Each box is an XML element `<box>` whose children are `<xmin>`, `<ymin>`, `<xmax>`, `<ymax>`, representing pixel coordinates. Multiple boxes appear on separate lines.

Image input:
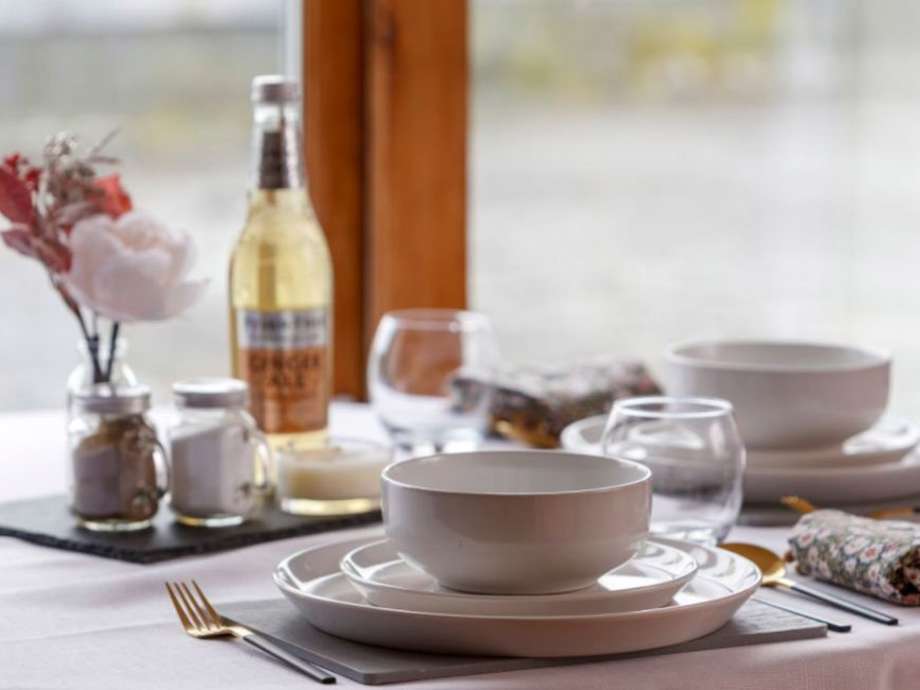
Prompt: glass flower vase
<box><xmin>66</xmin><ymin>338</ymin><xmax>138</xmax><ymax>415</ymax></box>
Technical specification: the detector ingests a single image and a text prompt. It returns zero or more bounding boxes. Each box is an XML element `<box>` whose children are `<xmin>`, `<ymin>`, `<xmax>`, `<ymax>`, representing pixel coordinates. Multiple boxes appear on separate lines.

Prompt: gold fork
<box><xmin>165</xmin><ymin>580</ymin><xmax>335</xmax><ymax>685</ymax></box>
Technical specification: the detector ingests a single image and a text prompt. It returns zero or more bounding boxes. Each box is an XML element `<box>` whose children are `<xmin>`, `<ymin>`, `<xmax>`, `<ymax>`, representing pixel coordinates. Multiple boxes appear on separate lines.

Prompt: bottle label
<box><xmin>235</xmin><ymin>308</ymin><xmax>329</xmax><ymax>434</ymax></box>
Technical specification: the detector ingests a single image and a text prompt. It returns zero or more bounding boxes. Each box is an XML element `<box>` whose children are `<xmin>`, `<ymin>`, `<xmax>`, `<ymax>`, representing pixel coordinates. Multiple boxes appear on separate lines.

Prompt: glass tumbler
<box><xmin>368</xmin><ymin>309</ymin><xmax>498</xmax><ymax>455</ymax></box>
<box><xmin>601</xmin><ymin>396</ymin><xmax>745</xmax><ymax>544</ymax></box>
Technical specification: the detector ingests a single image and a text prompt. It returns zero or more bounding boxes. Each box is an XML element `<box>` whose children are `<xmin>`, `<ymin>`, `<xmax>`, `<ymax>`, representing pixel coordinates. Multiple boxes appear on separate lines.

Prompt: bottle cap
<box><xmin>251</xmin><ymin>75</ymin><xmax>300</xmax><ymax>104</ymax></box>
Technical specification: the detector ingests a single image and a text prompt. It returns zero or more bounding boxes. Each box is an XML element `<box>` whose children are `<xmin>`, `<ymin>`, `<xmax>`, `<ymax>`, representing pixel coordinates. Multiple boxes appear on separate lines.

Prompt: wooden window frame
<box><xmin>303</xmin><ymin>0</ymin><xmax>468</xmax><ymax>400</ymax></box>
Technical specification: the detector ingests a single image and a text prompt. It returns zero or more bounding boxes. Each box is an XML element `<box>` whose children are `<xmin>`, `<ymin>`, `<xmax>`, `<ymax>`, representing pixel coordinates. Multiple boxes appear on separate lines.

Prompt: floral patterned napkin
<box><xmin>788</xmin><ymin>510</ymin><xmax>920</xmax><ymax>605</ymax></box>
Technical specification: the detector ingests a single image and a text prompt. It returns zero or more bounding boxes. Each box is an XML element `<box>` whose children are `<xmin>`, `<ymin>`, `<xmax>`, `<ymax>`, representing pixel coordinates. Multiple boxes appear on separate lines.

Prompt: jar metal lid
<box><xmin>73</xmin><ymin>384</ymin><xmax>151</xmax><ymax>415</ymax></box>
<box><xmin>173</xmin><ymin>377</ymin><xmax>249</xmax><ymax>409</ymax></box>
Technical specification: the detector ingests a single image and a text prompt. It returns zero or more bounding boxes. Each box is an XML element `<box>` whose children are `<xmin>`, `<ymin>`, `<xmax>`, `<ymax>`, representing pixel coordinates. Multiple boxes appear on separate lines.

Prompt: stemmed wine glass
<box><xmin>368</xmin><ymin>309</ymin><xmax>499</xmax><ymax>456</ymax></box>
<box><xmin>601</xmin><ymin>396</ymin><xmax>745</xmax><ymax>544</ymax></box>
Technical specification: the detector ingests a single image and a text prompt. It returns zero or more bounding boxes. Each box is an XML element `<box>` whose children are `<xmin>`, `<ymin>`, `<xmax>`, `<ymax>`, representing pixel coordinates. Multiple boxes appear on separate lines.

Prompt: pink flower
<box><xmin>63</xmin><ymin>211</ymin><xmax>207</xmax><ymax>321</ymax></box>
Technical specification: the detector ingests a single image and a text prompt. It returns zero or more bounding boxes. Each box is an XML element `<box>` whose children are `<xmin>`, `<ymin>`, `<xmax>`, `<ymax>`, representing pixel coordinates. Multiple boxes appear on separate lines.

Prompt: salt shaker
<box><xmin>69</xmin><ymin>384</ymin><xmax>168</xmax><ymax>531</ymax></box>
<box><xmin>168</xmin><ymin>378</ymin><xmax>272</xmax><ymax>527</ymax></box>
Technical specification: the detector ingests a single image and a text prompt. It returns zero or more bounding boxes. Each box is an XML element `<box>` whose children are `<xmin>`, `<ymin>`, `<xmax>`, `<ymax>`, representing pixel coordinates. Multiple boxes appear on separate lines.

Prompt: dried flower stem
<box><xmin>49</xmin><ymin>271</ymin><xmax>104</xmax><ymax>382</ymax></box>
<box><xmin>104</xmin><ymin>321</ymin><xmax>120</xmax><ymax>382</ymax></box>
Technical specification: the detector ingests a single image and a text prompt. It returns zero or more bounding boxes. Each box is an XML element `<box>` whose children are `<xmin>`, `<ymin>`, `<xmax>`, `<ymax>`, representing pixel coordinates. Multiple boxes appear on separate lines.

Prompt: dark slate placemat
<box><xmin>0</xmin><ymin>494</ymin><xmax>381</xmax><ymax>564</ymax></box>
<box><xmin>222</xmin><ymin>598</ymin><xmax>827</xmax><ymax>686</ymax></box>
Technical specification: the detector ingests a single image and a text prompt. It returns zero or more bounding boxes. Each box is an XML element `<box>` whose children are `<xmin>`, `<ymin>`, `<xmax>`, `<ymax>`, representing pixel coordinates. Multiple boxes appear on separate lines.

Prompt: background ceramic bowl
<box><xmin>381</xmin><ymin>450</ymin><xmax>651</xmax><ymax>595</ymax></box>
<box><xmin>665</xmin><ymin>340</ymin><xmax>891</xmax><ymax>450</ymax></box>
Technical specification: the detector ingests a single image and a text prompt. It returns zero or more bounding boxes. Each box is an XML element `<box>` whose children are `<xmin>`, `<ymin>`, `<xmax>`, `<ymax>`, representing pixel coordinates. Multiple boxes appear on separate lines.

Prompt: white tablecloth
<box><xmin>2</xmin><ymin>403</ymin><xmax>919</xmax><ymax>689</ymax></box>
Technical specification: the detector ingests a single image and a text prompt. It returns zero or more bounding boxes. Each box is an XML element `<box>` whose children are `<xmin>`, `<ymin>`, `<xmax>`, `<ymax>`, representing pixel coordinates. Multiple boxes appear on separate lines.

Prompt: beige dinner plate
<box><xmin>273</xmin><ymin>533</ymin><xmax>760</xmax><ymax>658</ymax></box>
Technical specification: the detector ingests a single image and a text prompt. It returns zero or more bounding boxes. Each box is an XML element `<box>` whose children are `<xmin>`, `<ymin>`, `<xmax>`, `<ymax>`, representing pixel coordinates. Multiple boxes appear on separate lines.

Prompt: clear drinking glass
<box><xmin>601</xmin><ymin>396</ymin><xmax>745</xmax><ymax>544</ymax></box>
<box><xmin>368</xmin><ymin>309</ymin><xmax>498</xmax><ymax>455</ymax></box>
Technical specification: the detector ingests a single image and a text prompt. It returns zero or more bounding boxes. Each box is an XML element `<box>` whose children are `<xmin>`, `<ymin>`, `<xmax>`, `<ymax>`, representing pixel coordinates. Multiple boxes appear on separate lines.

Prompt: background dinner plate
<box><xmin>562</xmin><ymin>416</ymin><xmax>920</xmax><ymax>505</ymax></box>
<box><xmin>745</xmin><ymin>418</ymin><xmax>920</xmax><ymax>469</ymax></box>
<box><xmin>273</xmin><ymin>533</ymin><xmax>760</xmax><ymax>658</ymax></box>
<box><xmin>340</xmin><ymin>537</ymin><xmax>698</xmax><ymax>616</ymax></box>
<box><xmin>744</xmin><ymin>451</ymin><xmax>920</xmax><ymax>504</ymax></box>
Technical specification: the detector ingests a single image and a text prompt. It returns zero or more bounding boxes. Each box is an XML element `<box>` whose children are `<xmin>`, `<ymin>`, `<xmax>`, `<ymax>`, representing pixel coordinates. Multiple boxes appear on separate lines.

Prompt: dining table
<box><xmin>2</xmin><ymin>401</ymin><xmax>919</xmax><ymax>690</ymax></box>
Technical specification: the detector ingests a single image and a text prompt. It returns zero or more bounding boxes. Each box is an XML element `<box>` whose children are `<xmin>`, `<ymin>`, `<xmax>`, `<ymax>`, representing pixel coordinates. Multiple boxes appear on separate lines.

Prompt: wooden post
<box><xmin>303</xmin><ymin>0</ymin><xmax>367</xmax><ymax>399</ymax></box>
<box><xmin>302</xmin><ymin>0</ymin><xmax>468</xmax><ymax>399</ymax></box>
<box><xmin>365</xmin><ymin>0</ymin><xmax>469</xmax><ymax>341</ymax></box>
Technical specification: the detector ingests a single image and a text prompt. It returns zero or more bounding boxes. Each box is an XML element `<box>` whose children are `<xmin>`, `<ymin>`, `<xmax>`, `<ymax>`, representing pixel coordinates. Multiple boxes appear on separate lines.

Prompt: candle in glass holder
<box><xmin>277</xmin><ymin>437</ymin><xmax>391</xmax><ymax>516</ymax></box>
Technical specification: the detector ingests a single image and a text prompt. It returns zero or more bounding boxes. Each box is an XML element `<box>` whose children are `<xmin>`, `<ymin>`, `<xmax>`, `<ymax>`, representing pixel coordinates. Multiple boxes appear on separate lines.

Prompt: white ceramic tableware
<box><xmin>745</xmin><ymin>451</ymin><xmax>920</xmax><ymax>503</ymax></box>
<box><xmin>665</xmin><ymin>340</ymin><xmax>890</xmax><ymax>450</ymax></box>
<box><xmin>563</xmin><ymin>415</ymin><xmax>920</xmax><ymax>471</ymax></box>
<box><xmin>339</xmin><ymin>538</ymin><xmax>698</xmax><ymax>616</ymax></box>
<box><xmin>274</xmin><ymin>533</ymin><xmax>761</xmax><ymax>658</ymax></box>
<box><xmin>746</xmin><ymin>418</ymin><xmax>920</xmax><ymax>468</ymax></box>
<box><xmin>560</xmin><ymin>414</ymin><xmax>606</xmax><ymax>454</ymax></box>
<box><xmin>381</xmin><ymin>450</ymin><xmax>651</xmax><ymax>594</ymax></box>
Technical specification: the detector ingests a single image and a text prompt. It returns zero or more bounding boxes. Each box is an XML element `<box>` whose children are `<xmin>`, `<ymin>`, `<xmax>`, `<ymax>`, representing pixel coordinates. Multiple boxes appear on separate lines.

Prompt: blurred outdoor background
<box><xmin>4</xmin><ymin>0</ymin><xmax>920</xmax><ymax>417</ymax></box>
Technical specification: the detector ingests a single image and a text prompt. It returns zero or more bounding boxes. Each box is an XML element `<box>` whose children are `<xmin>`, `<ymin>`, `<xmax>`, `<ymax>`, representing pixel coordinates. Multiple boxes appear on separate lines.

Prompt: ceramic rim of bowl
<box><xmin>381</xmin><ymin>450</ymin><xmax>651</xmax><ymax>497</ymax></box>
<box><xmin>666</xmin><ymin>339</ymin><xmax>891</xmax><ymax>373</ymax></box>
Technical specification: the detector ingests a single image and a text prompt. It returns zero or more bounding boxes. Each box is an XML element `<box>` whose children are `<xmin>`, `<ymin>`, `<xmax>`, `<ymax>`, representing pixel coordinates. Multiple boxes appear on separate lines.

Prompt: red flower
<box><xmin>0</xmin><ymin>164</ymin><xmax>35</xmax><ymax>225</ymax></box>
<box><xmin>24</xmin><ymin>167</ymin><xmax>41</xmax><ymax>192</ymax></box>
<box><xmin>1</xmin><ymin>225</ymin><xmax>72</xmax><ymax>274</ymax></box>
<box><xmin>1</xmin><ymin>226</ymin><xmax>35</xmax><ymax>257</ymax></box>
<box><xmin>93</xmin><ymin>174</ymin><xmax>132</xmax><ymax>218</ymax></box>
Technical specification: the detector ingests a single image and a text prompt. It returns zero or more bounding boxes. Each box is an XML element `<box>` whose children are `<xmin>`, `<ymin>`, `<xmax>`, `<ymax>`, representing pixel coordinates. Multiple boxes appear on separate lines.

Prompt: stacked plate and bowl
<box><xmin>563</xmin><ymin>340</ymin><xmax>920</xmax><ymax>506</ymax></box>
<box><xmin>273</xmin><ymin>451</ymin><xmax>760</xmax><ymax>658</ymax></box>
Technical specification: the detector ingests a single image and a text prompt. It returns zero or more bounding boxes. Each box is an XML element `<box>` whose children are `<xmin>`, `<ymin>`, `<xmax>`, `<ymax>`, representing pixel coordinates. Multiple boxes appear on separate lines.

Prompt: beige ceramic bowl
<box><xmin>666</xmin><ymin>340</ymin><xmax>891</xmax><ymax>450</ymax></box>
<box><xmin>381</xmin><ymin>450</ymin><xmax>651</xmax><ymax>595</ymax></box>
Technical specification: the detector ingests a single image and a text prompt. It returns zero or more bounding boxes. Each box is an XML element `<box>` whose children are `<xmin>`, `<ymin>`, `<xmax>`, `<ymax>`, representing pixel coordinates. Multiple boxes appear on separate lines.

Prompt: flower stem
<box><xmin>48</xmin><ymin>271</ymin><xmax>104</xmax><ymax>383</ymax></box>
<box><xmin>105</xmin><ymin>321</ymin><xmax>120</xmax><ymax>382</ymax></box>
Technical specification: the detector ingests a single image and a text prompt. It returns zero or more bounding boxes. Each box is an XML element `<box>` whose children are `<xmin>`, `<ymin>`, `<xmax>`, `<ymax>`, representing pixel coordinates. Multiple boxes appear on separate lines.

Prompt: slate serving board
<box><xmin>222</xmin><ymin>598</ymin><xmax>828</xmax><ymax>686</ymax></box>
<box><xmin>0</xmin><ymin>494</ymin><xmax>381</xmax><ymax>563</ymax></box>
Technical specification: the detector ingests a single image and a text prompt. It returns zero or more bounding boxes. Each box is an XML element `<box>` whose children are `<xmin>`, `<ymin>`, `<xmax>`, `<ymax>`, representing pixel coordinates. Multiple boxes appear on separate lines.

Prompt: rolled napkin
<box><xmin>788</xmin><ymin>509</ymin><xmax>920</xmax><ymax>605</ymax></box>
<box><xmin>457</xmin><ymin>357</ymin><xmax>661</xmax><ymax>448</ymax></box>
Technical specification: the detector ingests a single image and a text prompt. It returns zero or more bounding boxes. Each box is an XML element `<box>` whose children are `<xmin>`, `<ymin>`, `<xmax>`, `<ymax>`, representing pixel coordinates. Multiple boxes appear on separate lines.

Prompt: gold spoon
<box><xmin>721</xmin><ymin>542</ymin><xmax>898</xmax><ymax>626</ymax></box>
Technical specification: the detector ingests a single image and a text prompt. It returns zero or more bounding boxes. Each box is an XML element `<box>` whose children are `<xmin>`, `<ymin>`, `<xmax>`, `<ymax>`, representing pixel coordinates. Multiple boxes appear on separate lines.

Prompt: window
<box><xmin>471</xmin><ymin>0</ymin><xmax>920</xmax><ymax>416</ymax></box>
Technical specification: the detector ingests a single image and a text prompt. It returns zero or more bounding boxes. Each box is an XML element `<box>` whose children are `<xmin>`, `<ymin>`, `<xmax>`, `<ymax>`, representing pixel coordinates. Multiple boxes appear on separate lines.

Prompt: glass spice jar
<box><xmin>168</xmin><ymin>378</ymin><xmax>272</xmax><ymax>527</ymax></box>
<box><xmin>68</xmin><ymin>384</ymin><xmax>168</xmax><ymax>531</ymax></box>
